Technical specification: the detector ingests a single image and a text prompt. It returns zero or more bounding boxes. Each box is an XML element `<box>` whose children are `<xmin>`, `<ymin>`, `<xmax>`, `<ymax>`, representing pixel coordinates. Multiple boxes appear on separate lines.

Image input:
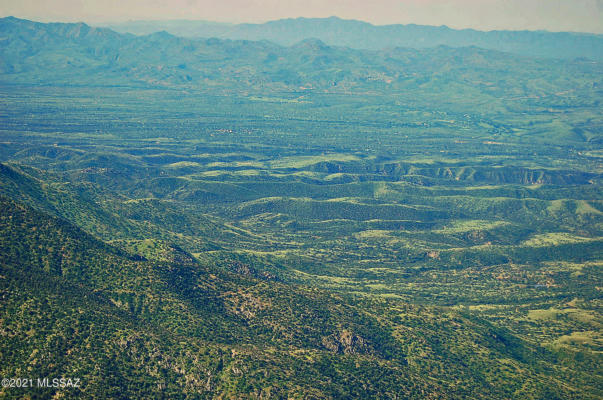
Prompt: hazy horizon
<box><xmin>1</xmin><ymin>0</ymin><xmax>602</xmax><ymax>34</ymax></box>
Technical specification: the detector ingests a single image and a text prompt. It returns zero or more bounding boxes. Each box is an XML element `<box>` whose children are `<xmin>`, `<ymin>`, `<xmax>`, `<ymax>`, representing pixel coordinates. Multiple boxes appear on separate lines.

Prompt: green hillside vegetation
<box><xmin>5</xmin><ymin>196</ymin><xmax>596</xmax><ymax>398</ymax></box>
<box><xmin>0</xmin><ymin>18</ymin><xmax>601</xmax><ymax>398</ymax></box>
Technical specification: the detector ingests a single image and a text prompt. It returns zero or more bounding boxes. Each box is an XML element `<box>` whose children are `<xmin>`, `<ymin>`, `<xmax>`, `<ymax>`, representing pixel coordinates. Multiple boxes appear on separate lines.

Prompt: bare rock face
<box><xmin>427</xmin><ymin>250</ymin><xmax>440</xmax><ymax>259</ymax></box>
<box><xmin>227</xmin><ymin>260</ymin><xmax>279</xmax><ymax>281</ymax></box>
<box><xmin>322</xmin><ymin>330</ymin><xmax>371</xmax><ymax>354</ymax></box>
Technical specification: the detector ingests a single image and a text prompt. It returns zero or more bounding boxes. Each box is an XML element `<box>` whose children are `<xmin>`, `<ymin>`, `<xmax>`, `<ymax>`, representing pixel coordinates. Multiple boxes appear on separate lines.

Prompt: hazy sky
<box><xmin>1</xmin><ymin>0</ymin><xmax>602</xmax><ymax>33</ymax></box>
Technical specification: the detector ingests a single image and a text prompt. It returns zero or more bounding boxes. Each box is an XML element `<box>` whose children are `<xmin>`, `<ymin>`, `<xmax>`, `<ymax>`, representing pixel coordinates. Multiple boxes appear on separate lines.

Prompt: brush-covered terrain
<box><xmin>0</xmin><ymin>17</ymin><xmax>601</xmax><ymax>399</ymax></box>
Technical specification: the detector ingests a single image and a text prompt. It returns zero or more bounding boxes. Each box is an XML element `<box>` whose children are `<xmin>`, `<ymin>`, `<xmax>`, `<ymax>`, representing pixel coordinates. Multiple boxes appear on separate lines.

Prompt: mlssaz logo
<box><xmin>37</xmin><ymin>378</ymin><xmax>81</xmax><ymax>388</ymax></box>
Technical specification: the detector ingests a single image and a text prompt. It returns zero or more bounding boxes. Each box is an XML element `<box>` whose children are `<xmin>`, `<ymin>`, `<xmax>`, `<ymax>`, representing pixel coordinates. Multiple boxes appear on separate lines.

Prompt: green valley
<box><xmin>0</xmin><ymin>16</ymin><xmax>601</xmax><ymax>399</ymax></box>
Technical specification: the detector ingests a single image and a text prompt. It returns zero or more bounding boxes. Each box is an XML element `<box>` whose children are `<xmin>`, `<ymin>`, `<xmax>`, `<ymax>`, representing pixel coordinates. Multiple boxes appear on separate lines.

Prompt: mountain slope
<box><xmin>0</xmin><ymin>193</ymin><xmax>590</xmax><ymax>398</ymax></box>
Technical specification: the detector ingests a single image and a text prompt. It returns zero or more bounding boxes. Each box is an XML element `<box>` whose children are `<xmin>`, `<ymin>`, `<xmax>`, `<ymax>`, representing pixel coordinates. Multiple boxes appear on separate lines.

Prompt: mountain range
<box><xmin>103</xmin><ymin>16</ymin><xmax>603</xmax><ymax>60</ymax></box>
<box><xmin>1</xmin><ymin>16</ymin><xmax>600</xmax><ymax>101</ymax></box>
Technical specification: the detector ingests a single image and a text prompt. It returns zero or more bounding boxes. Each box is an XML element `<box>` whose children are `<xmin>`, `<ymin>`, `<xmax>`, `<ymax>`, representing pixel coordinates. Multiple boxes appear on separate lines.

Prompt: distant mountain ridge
<box><xmin>2</xmin><ymin>16</ymin><xmax>600</xmax><ymax>97</ymax></box>
<box><xmin>103</xmin><ymin>16</ymin><xmax>603</xmax><ymax>60</ymax></box>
